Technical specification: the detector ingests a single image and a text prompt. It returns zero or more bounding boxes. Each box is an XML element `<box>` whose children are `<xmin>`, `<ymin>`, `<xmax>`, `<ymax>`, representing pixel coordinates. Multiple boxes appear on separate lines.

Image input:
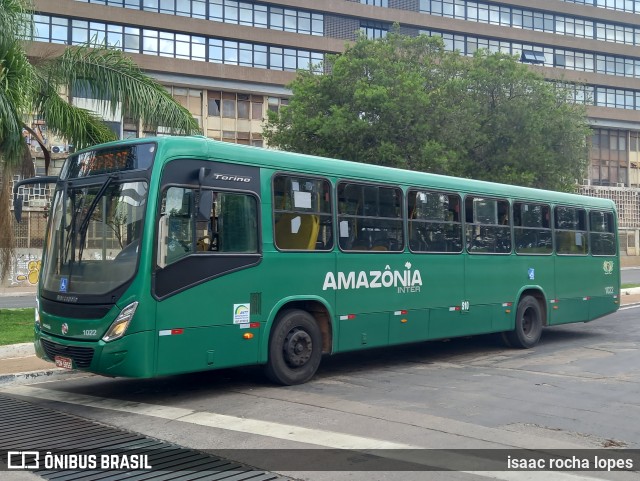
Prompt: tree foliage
<box><xmin>264</xmin><ymin>32</ymin><xmax>590</xmax><ymax>192</ymax></box>
<box><xmin>0</xmin><ymin>0</ymin><xmax>201</xmax><ymax>279</ymax></box>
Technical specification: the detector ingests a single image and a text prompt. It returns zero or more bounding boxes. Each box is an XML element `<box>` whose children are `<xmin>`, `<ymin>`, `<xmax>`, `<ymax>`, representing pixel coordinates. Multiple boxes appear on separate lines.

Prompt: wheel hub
<box><xmin>283</xmin><ymin>328</ymin><xmax>312</xmax><ymax>367</ymax></box>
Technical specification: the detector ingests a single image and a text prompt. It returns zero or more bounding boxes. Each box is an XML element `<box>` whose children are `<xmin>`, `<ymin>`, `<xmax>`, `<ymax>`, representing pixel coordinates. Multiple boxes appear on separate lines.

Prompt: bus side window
<box><xmin>198</xmin><ymin>190</ymin><xmax>258</xmax><ymax>253</ymax></box>
<box><xmin>273</xmin><ymin>174</ymin><xmax>333</xmax><ymax>251</ymax></box>
<box><xmin>215</xmin><ymin>192</ymin><xmax>259</xmax><ymax>253</ymax></box>
<box><xmin>337</xmin><ymin>182</ymin><xmax>403</xmax><ymax>252</ymax></box>
<box><xmin>465</xmin><ymin>196</ymin><xmax>511</xmax><ymax>254</ymax></box>
<box><xmin>158</xmin><ymin>187</ymin><xmax>195</xmax><ymax>266</ymax></box>
<box><xmin>408</xmin><ymin>190</ymin><xmax>462</xmax><ymax>253</ymax></box>
<box><xmin>555</xmin><ymin>206</ymin><xmax>588</xmax><ymax>255</ymax></box>
<box><xmin>514</xmin><ymin>202</ymin><xmax>552</xmax><ymax>255</ymax></box>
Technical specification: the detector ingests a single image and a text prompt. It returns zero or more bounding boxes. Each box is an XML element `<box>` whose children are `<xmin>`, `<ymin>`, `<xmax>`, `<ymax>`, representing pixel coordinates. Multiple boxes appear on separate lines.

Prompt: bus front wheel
<box><xmin>503</xmin><ymin>295</ymin><xmax>543</xmax><ymax>349</ymax></box>
<box><xmin>265</xmin><ymin>309</ymin><xmax>322</xmax><ymax>385</ymax></box>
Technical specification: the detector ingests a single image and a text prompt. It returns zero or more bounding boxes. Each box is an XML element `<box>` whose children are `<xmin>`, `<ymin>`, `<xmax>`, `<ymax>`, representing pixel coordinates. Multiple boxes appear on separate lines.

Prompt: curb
<box><xmin>0</xmin><ymin>369</ymin><xmax>71</xmax><ymax>387</ymax></box>
<box><xmin>0</xmin><ymin>343</ymin><xmax>83</xmax><ymax>386</ymax></box>
<box><xmin>0</xmin><ymin>342</ymin><xmax>36</xmax><ymax>360</ymax></box>
<box><xmin>620</xmin><ymin>286</ymin><xmax>640</xmax><ymax>296</ymax></box>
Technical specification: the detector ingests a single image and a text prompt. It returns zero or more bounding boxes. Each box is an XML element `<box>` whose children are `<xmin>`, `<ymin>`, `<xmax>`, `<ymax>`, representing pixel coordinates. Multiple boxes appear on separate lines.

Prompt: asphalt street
<box><xmin>2</xmin><ymin>305</ymin><xmax>640</xmax><ymax>481</ymax></box>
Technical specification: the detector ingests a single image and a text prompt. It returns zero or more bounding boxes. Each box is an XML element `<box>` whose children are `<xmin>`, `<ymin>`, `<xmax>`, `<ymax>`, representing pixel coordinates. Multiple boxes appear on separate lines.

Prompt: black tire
<box><xmin>265</xmin><ymin>309</ymin><xmax>322</xmax><ymax>385</ymax></box>
<box><xmin>503</xmin><ymin>295</ymin><xmax>543</xmax><ymax>349</ymax></box>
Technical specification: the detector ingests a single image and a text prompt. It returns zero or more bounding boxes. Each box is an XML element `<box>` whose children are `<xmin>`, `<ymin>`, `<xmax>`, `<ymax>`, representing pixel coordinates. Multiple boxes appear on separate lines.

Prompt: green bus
<box><xmin>15</xmin><ymin>136</ymin><xmax>620</xmax><ymax>385</ymax></box>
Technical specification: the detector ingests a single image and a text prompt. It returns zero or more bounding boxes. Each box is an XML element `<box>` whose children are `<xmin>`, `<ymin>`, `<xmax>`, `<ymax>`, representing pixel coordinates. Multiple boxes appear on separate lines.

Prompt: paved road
<box><xmin>0</xmin><ymin>294</ymin><xmax>36</xmax><ymax>309</ymax></box>
<box><xmin>622</xmin><ymin>266</ymin><xmax>640</xmax><ymax>284</ymax></box>
<box><xmin>3</xmin><ymin>305</ymin><xmax>640</xmax><ymax>480</ymax></box>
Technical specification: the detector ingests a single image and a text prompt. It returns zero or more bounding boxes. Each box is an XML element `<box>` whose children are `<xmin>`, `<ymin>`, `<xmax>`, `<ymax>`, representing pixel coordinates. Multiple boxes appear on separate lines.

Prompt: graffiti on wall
<box><xmin>9</xmin><ymin>253</ymin><xmax>42</xmax><ymax>287</ymax></box>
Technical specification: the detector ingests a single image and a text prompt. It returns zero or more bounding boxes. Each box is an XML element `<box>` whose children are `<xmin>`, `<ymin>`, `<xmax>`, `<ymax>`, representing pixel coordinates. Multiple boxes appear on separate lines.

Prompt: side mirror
<box><xmin>198</xmin><ymin>190</ymin><xmax>213</xmax><ymax>221</ymax></box>
<box><xmin>12</xmin><ymin>175</ymin><xmax>57</xmax><ymax>223</ymax></box>
<box><xmin>13</xmin><ymin>193</ymin><xmax>23</xmax><ymax>223</ymax></box>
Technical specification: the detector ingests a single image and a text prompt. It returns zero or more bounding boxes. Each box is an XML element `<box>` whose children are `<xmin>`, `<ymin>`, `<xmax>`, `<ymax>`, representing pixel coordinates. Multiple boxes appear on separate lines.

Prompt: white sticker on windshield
<box><xmin>294</xmin><ymin>191</ymin><xmax>312</xmax><ymax>209</ymax></box>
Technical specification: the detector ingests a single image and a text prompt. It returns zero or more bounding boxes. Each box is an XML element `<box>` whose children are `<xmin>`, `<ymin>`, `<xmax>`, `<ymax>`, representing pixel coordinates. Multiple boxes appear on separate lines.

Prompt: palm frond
<box><xmin>0</xmin><ymin>35</ymin><xmax>35</xmax><ymax>166</ymax></box>
<box><xmin>0</xmin><ymin>0</ymin><xmax>33</xmax><ymax>47</ymax></box>
<box><xmin>44</xmin><ymin>46</ymin><xmax>201</xmax><ymax>135</ymax></box>
<box><xmin>33</xmin><ymin>80</ymin><xmax>118</xmax><ymax>150</ymax></box>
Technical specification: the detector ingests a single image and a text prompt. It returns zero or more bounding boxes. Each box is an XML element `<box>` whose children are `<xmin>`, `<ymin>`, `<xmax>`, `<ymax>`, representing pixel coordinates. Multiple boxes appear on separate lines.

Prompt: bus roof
<box><xmin>88</xmin><ymin>135</ymin><xmax>616</xmax><ymax>210</ymax></box>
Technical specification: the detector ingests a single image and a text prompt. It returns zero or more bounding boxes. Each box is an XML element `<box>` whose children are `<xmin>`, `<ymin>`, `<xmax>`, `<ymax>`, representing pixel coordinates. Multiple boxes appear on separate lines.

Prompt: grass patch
<box><xmin>0</xmin><ymin>308</ymin><xmax>35</xmax><ymax>346</ymax></box>
<box><xmin>622</xmin><ymin>283</ymin><xmax>640</xmax><ymax>289</ymax></box>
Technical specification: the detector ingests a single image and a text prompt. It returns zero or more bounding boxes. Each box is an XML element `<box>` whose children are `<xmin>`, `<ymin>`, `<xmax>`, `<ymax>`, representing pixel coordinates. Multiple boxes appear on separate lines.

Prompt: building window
<box><xmin>360</xmin><ymin>22</ymin><xmax>389</xmax><ymax>39</ymax></box>
<box><xmin>521</xmin><ymin>50</ymin><xmax>546</xmax><ymax>64</ymax></box>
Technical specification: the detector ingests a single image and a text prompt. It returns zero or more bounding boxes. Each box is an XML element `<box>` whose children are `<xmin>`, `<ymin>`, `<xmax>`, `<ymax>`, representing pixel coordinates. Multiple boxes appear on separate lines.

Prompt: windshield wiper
<box><xmin>77</xmin><ymin>175</ymin><xmax>116</xmax><ymax>262</ymax></box>
<box><xmin>64</xmin><ymin>185</ymin><xmax>85</xmax><ymax>266</ymax></box>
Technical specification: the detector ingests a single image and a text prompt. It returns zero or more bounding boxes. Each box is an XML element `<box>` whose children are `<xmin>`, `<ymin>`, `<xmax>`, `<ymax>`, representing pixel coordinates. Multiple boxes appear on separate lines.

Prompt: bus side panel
<box><xmin>154</xmin><ymin>267</ymin><xmax>263</xmax><ymax>376</ymax></box>
<box><xmin>587</xmin><ymin>256</ymin><xmax>620</xmax><ymax>321</ymax></box>
<box><xmin>156</xmin><ymin>325</ymin><xmax>260</xmax><ymax>375</ymax></box>
<box><xmin>505</xmin><ymin>254</ymin><xmax>556</xmax><ymax>329</ymax></box>
<box><xmin>553</xmin><ymin>256</ymin><xmax>592</xmax><ymax>325</ymax></box>
<box><xmin>463</xmin><ymin>255</ymin><xmax>518</xmax><ymax>334</ymax></box>
<box><xmin>419</xmin><ymin>255</ymin><xmax>464</xmax><ymax>341</ymax></box>
<box><xmin>338</xmin><ymin>312</ymin><xmax>389</xmax><ymax>352</ymax></box>
<box><xmin>389</xmin><ymin>309</ymin><xmax>429</xmax><ymax>345</ymax></box>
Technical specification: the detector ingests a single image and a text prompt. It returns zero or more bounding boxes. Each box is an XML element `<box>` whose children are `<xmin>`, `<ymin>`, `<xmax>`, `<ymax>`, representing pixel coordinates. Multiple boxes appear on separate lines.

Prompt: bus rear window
<box><xmin>590</xmin><ymin>210</ymin><xmax>616</xmax><ymax>256</ymax></box>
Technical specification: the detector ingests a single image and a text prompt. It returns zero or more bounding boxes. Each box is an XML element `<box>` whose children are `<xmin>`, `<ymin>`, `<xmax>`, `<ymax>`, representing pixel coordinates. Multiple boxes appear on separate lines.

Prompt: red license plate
<box><xmin>54</xmin><ymin>356</ymin><xmax>73</xmax><ymax>370</ymax></box>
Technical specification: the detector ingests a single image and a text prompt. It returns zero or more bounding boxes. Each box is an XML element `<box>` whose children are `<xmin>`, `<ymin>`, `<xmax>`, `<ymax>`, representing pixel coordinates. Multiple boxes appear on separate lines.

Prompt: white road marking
<box><xmin>3</xmin><ymin>385</ymin><xmax>417</xmax><ymax>449</ymax></box>
<box><xmin>619</xmin><ymin>304</ymin><xmax>640</xmax><ymax>310</ymax></box>
<box><xmin>1</xmin><ymin>385</ymin><xmax>612</xmax><ymax>480</ymax></box>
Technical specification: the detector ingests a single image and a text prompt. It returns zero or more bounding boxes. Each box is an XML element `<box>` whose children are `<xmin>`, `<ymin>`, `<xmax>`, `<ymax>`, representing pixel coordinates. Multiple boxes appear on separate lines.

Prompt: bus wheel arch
<box><xmin>264</xmin><ymin>301</ymin><xmax>332</xmax><ymax>385</ymax></box>
<box><xmin>503</xmin><ymin>290</ymin><xmax>546</xmax><ymax>349</ymax></box>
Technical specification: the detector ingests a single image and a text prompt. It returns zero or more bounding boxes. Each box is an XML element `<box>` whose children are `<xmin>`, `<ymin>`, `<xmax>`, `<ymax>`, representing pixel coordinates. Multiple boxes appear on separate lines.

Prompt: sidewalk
<box><xmin>1</xmin><ymin>289</ymin><xmax>639</xmax><ymax>386</ymax></box>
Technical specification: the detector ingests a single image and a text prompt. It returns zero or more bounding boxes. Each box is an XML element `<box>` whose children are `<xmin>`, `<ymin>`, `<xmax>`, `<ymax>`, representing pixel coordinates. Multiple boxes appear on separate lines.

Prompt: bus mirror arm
<box><xmin>197</xmin><ymin>168</ymin><xmax>214</xmax><ymax>220</ymax></box>
<box><xmin>198</xmin><ymin>167</ymin><xmax>212</xmax><ymax>185</ymax></box>
<box><xmin>12</xmin><ymin>176</ymin><xmax>58</xmax><ymax>223</ymax></box>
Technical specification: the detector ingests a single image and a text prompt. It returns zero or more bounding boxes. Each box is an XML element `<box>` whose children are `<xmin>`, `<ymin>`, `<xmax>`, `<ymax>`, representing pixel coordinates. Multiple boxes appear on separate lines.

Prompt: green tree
<box><xmin>455</xmin><ymin>51</ymin><xmax>590</xmax><ymax>190</ymax></box>
<box><xmin>0</xmin><ymin>0</ymin><xmax>200</xmax><ymax>279</ymax></box>
<box><xmin>264</xmin><ymin>32</ymin><xmax>590</xmax><ymax>192</ymax></box>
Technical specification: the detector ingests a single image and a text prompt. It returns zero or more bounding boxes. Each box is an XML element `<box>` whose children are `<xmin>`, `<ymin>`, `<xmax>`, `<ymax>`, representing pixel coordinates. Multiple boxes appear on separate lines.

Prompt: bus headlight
<box><xmin>102</xmin><ymin>302</ymin><xmax>138</xmax><ymax>342</ymax></box>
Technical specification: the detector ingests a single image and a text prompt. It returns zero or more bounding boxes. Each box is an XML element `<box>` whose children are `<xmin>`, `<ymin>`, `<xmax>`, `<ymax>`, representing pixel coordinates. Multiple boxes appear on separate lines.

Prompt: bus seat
<box><xmin>275</xmin><ymin>213</ymin><xmax>320</xmax><ymax>250</ymax></box>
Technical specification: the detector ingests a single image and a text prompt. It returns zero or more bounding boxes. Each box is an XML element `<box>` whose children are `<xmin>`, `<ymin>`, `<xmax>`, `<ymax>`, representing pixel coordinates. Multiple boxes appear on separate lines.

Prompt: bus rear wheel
<box><xmin>503</xmin><ymin>295</ymin><xmax>543</xmax><ymax>349</ymax></box>
<box><xmin>265</xmin><ymin>309</ymin><xmax>322</xmax><ymax>385</ymax></box>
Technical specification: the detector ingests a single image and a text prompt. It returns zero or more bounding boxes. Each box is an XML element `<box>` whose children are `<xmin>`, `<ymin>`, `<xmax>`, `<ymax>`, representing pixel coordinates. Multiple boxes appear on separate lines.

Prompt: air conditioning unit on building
<box><xmin>51</xmin><ymin>145</ymin><xmax>66</xmax><ymax>153</ymax></box>
<box><xmin>582</xmin><ymin>179</ymin><xmax>591</xmax><ymax>186</ymax></box>
<box><xmin>32</xmin><ymin>145</ymin><xmax>42</xmax><ymax>153</ymax></box>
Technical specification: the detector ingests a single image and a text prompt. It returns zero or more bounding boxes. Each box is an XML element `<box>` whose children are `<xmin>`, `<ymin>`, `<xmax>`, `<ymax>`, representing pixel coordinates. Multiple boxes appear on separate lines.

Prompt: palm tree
<box><xmin>0</xmin><ymin>0</ymin><xmax>200</xmax><ymax>279</ymax></box>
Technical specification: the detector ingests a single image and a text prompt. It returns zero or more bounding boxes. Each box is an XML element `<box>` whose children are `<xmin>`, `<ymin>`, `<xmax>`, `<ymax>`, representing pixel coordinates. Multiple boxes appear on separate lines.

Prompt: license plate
<box><xmin>54</xmin><ymin>356</ymin><xmax>73</xmax><ymax>370</ymax></box>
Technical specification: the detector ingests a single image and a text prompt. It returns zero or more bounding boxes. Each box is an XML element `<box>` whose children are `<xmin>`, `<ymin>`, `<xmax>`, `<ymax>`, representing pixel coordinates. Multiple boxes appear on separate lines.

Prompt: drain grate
<box><xmin>0</xmin><ymin>394</ymin><xmax>284</xmax><ymax>481</ymax></box>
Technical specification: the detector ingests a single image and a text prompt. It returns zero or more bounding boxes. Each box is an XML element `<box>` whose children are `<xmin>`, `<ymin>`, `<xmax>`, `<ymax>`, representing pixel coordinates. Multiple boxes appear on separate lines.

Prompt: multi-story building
<box><xmin>29</xmin><ymin>0</ymin><xmax>640</xmax><ymax>187</ymax></box>
<box><xmin>8</xmin><ymin>0</ymin><xmax>640</xmax><ymax>287</ymax></box>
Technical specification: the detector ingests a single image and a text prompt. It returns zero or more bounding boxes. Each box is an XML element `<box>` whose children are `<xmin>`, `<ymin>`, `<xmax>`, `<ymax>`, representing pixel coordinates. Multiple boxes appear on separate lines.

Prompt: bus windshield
<box><xmin>41</xmin><ymin>180</ymin><xmax>148</xmax><ymax>296</ymax></box>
